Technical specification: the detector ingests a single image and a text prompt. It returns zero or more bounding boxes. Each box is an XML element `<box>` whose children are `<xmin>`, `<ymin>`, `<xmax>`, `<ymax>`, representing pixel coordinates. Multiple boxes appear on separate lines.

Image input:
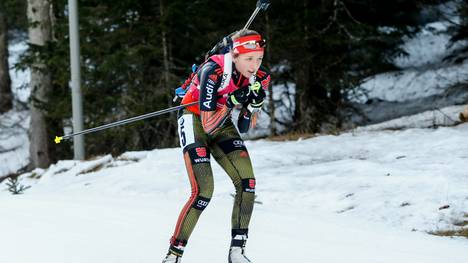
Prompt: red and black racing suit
<box><xmin>168</xmin><ymin>54</ymin><xmax>270</xmax><ymax>256</ymax></box>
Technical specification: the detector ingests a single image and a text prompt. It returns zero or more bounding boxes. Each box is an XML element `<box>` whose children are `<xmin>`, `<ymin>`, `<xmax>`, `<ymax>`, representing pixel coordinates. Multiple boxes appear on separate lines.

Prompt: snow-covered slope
<box><xmin>350</xmin><ymin>4</ymin><xmax>468</xmax><ymax>126</ymax></box>
<box><xmin>357</xmin><ymin>11</ymin><xmax>468</xmax><ymax>104</ymax></box>
<box><xmin>357</xmin><ymin>105</ymin><xmax>464</xmax><ymax>131</ymax></box>
<box><xmin>0</xmin><ymin>110</ymin><xmax>29</xmax><ymax>176</ymax></box>
<box><xmin>1</xmin><ymin>123</ymin><xmax>467</xmax><ymax>262</ymax></box>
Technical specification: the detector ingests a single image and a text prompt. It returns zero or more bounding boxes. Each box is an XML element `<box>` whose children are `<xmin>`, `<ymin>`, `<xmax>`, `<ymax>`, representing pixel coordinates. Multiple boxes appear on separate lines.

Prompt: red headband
<box><xmin>232</xmin><ymin>34</ymin><xmax>265</xmax><ymax>54</ymax></box>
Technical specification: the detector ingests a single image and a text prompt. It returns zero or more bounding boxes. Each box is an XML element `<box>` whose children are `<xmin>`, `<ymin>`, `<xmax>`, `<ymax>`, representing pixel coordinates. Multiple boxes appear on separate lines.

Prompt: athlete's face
<box><xmin>233</xmin><ymin>51</ymin><xmax>264</xmax><ymax>79</ymax></box>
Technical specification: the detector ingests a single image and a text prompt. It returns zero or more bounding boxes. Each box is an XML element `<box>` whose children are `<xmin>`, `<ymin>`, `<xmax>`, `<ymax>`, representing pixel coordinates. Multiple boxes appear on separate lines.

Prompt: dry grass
<box><xmin>429</xmin><ymin>213</ymin><xmax>468</xmax><ymax>238</ymax></box>
<box><xmin>27</xmin><ymin>171</ymin><xmax>42</xmax><ymax>179</ymax></box>
<box><xmin>430</xmin><ymin>228</ymin><xmax>468</xmax><ymax>238</ymax></box>
<box><xmin>77</xmin><ymin>163</ymin><xmax>106</xmax><ymax>175</ymax></box>
<box><xmin>266</xmin><ymin>132</ymin><xmax>315</xmax><ymax>141</ymax></box>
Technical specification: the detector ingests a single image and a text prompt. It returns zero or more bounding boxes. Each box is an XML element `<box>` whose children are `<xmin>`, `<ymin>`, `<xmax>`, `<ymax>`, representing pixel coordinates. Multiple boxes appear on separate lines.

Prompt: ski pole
<box><xmin>243</xmin><ymin>0</ymin><xmax>270</xmax><ymax>30</ymax></box>
<box><xmin>56</xmin><ymin>1</ymin><xmax>272</xmax><ymax>145</ymax></box>
<box><xmin>54</xmin><ymin>101</ymin><xmax>197</xmax><ymax>144</ymax></box>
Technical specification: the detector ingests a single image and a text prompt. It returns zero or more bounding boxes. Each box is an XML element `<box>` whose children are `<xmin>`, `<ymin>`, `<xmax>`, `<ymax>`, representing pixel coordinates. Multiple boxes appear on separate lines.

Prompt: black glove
<box><xmin>248</xmin><ymin>81</ymin><xmax>266</xmax><ymax>109</ymax></box>
<box><xmin>226</xmin><ymin>86</ymin><xmax>250</xmax><ymax>108</ymax></box>
<box><xmin>237</xmin><ymin>107</ymin><xmax>252</xmax><ymax>134</ymax></box>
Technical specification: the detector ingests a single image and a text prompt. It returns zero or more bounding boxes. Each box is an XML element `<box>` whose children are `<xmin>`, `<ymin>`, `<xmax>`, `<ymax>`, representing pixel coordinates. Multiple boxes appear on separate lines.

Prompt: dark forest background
<box><xmin>1</xmin><ymin>0</ymin><xmax>467</xmax><ymax>168</ymax></box>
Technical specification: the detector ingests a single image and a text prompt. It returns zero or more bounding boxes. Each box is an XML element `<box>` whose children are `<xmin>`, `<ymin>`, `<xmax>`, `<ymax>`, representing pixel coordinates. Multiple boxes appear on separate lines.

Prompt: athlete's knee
<box><xmin>186</xmin><ymin>186</ymin><xmax>212</xmax><ymax>212</ymax></box>
<box><xmin>186</xmin><ymin>146</ymin><xmax>214</xmax><ymax>211</ymax></box>
<box><xmin>192</xmin><ymin>194</ymin><xmax>212</xmax><ymax>211</ymax></box>
<box><xmin>240</xmin><ymin>178</ymin><xmax>256</xmax><ymax>194</ymax></box>
<box><xmin>198</xmin><ymin>180</ymin><xmax>214</xmax><ymax>199</ymax></box>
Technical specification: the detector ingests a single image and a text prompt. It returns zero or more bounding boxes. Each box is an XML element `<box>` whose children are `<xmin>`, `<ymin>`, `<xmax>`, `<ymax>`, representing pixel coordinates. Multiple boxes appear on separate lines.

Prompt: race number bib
<box><xmin>178</xmin><ymin>114</ymin><xmax>195</xmax><ymax>150</ymax></box>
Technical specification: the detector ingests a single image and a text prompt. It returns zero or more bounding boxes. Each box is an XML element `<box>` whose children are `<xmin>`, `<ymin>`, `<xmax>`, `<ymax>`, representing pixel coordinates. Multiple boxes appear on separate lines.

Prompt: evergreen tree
<box><xmin>37</xmin><ymin>0</ymin><xmax>258</xmax><ymax>157</ymax></box>
<box><xmin>14</xmin><ymin>0</ymin><xmax>457</xmax><ymax>161</ymax></box>
<box><xmin>4</xmin><ymin>0</ymin><xmax>28</xmax><ymax>34</ymax></box>
<box><xmin>0</xmin><ymin>4</ymin><xmax>12</xmax><ymax>113</ymax></box>
<box><xmin>262</xmin><ymin>0</ymin><xmax>447</xmax><ymax>132</ymax></box>
<box><xmin>449</xmin><ymin>0</ymin><xmax>468</xmax><ymax>59</ymax></box>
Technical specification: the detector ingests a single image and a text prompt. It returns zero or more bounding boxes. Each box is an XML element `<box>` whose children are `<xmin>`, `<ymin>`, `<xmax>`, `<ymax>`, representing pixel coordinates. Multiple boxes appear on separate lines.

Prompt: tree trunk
<box><xmin>265</xmin><ymin>13</ymin><xmax>276</xmax><ymax>136</ymax></box>
<box><xmin>27</xmin><ymin>0</ymin><xmax>53</xmax><ymax>169</ymax></box>
<box><xmin>0</xmin><ymin>8</ymin><xmax>12</xmax><ymax>113</ymax></box>
<box><xmin>160</xmin><ymin>0</ymin><xmax>170</xmax><ymax>91</ymax></box>
<box><xmin>159</xmin><ymin>0</ymin><xmax>177</xmax><ymax>146</ymax></box>
<box><xmin>294</xmin><ymin>0</ymin><xmax>315</xmax><ymax>132</ymax></box>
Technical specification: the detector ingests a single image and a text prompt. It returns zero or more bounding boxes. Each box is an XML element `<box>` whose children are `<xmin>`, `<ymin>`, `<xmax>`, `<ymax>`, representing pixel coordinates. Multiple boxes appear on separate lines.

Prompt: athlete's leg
<box><xmin>210</xmin><ymin>121</ymin><xmax>256</xmax><ymax>235</ymax></box>
<box><xmin>210</xmin><ymin>121</ymin><xmax>256</xmax><ymax>262</ymax></box>
<box><xmin>167</xmin><ymin>112</ymin><xmax>214</xmax><ymax>258</ymax></box>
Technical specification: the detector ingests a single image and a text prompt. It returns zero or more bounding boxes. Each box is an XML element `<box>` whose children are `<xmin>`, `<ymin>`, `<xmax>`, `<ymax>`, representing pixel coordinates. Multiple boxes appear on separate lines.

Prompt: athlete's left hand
<box><xmin>248</xmin><ymin>82</ymin><xmax>266</xmax><ymax>109</ymax></box>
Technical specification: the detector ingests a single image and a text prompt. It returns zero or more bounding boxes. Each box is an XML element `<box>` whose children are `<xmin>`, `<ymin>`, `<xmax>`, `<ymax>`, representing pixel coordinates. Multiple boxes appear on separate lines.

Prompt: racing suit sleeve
<box><xmin>198</xmin><ymin>61</ymin><xmax>231</xmax><ymax>135</ymax></box>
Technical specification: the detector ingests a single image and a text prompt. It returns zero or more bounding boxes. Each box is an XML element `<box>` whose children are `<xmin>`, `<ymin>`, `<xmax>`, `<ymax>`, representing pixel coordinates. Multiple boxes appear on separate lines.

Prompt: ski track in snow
<box><xmin>1</xmin><ymin>123</ymin><xmax>468</xmax><ymax>263</ymax></box>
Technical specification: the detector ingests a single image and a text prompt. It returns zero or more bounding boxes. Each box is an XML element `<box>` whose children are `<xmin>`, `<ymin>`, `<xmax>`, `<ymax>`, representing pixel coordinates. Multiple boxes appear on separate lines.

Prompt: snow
<box><xmin>1</xmin><ymin>123</ymin><xmax>468</xmax><ymax>262</ymax></box>
<box><xmin>237</xmin><ymin>82</ymin><xmax>296</xmax><ymax>139</ymax></box>
<box><xmin>2</xmin><ymin>4</ymin><xmax>468</xmax><ymax>262</ymax></box>
<box><xmin>357</xmin><ymin>62</ymin><xmax>468</xmax><ymax>103</ymax></box>
<box><xmin>394</xmin><ymin>21</ymin><xmax>465</xmax><ymax>69</ymax></box>
<box><xmin>8</xmin><ymin>41</ymin><xmax>30</xmax><ymax>103</ymax></box>
<box><xmin>0</xmin><ymin>41</ymin><xmax>30</xmax><ymax>176</ymax></box>
<box><xmin>357</xmin><ymin>105</ymin><xmax>464</xmax><ymax>131</ymax></box>
<box><xmin>354</xmin><ymin>20</ymin><xmax>468</xmax><ymax>104</ymax></box>
<box><xmin>0</xmin><ymin>110</ymin><xmax>29</xmax><ymax>176</ymax></box>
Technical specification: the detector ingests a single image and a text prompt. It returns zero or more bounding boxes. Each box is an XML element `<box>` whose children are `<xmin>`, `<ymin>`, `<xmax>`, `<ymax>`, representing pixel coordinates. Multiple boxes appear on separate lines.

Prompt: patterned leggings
<box><xmin>169</xmin><ymin>111</ymin><xmax>256</xmax><ymax>255</ymax></box>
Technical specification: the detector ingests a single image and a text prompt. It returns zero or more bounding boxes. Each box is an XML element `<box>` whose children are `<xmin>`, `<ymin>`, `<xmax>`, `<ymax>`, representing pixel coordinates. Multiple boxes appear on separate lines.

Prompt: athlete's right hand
<box><xmin>226</xmin><ymin>86</ymin><xmax>250</xmax><ymax>108</ymax></box>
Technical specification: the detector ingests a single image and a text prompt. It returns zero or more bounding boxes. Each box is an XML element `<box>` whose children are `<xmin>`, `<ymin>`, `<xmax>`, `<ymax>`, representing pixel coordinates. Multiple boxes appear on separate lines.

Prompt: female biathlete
<box><xmin>163</xmin><ymin>29</ymin><xmax>270</xmax><ymax>263</ymax></box>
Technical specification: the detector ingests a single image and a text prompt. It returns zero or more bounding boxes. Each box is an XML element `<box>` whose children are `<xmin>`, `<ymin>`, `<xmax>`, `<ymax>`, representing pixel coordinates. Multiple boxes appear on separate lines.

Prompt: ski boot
<box><xmin>228</xmin><ymin>230</ymin><xmax>252</xmax><ymax>263</ymax></box>
<box><xmin>162</xmin><ymin>240</ymin><xmax>185</xmax><ymax>263</ymax></box>
<box><xmin>162</xmin><ymin>252</ymin><xmax>181</xmax><ymax>263</ymax></box>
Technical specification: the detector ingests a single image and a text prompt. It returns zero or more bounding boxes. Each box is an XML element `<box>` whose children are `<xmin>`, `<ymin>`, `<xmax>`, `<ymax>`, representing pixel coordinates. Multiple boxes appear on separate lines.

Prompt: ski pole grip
<box><xmin>256</xmin><ymin>0</ymin><xmax>270</xmax><ymax>10</ymax></box>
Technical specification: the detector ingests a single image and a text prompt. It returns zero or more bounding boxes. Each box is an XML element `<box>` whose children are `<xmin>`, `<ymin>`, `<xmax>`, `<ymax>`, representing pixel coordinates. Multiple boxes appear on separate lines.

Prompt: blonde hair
<box><xmin>231</xmin><ymin>29</ymin><xmax>262</xmax><ymax>58</ymax></box>
<box><xmin>231</xmin><ymin>29</ymin><xmax>261</xmax><ymax>41</ymax></box>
